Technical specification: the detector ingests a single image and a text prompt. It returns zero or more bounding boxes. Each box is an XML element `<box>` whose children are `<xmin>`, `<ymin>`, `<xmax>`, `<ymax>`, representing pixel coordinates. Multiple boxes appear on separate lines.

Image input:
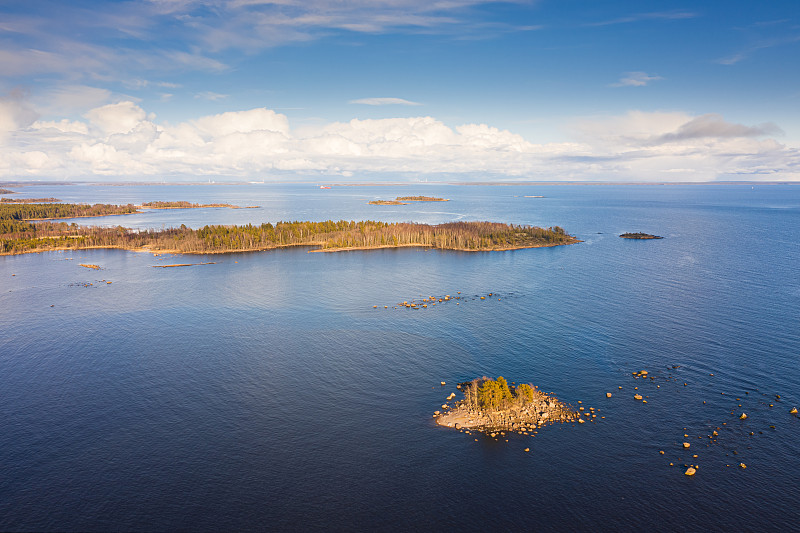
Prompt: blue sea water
<box><xmin>1</xmin><ymin>182</ymin><xmax>799</xmax><ymax>531</ymax></box>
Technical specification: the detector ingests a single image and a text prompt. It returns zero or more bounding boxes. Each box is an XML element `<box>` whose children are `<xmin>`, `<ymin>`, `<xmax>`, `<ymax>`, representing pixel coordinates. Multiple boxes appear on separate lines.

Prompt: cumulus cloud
<box><xmin>611</xmin><ymin>72</ymin><xmax>664</xmax><ymax>87</ymax></box>
<box><xmin>85</xmin><ymin>101</ymin><xmax>148</xmax><ymax>136</ymax></box>
<box><xmin>655</xmin><ymin>114</ymin><xmax>783</xmax><ymax>142</ymax></box>
<box><xmin>191</xmin><ymin>108</ymin><xmax>290</xmax><ymax>137</ymax></box>
<box><xmin>350</xmin><ymin>97</ymin><xmax>422</xmax><ymax>106</ymax></box>
<box><xmin>0</xmin><ymin>90</ymin><xmax>39</xmax><ymax>140</ymax></box>
<box><xmin>1</xmin><ymin>103</ymin><xmax>797</xmax><ymax>181</ymax></box>
<box><xmin>569</xmin><ymin>111</ymin><xmax>797</xmax><ymax>180</ymax></box>
<box><xmin>31</xmin><ymin>119</ymin><xmax>89</xmax><ymax>135</ymax></box>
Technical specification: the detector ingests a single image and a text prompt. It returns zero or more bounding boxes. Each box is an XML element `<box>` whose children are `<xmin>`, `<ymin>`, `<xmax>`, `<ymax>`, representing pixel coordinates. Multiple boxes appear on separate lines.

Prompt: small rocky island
<box><xmin>620</xmin><ymin>232</ymin><xmax>663</xmax><ymax>239</ymax></box>
<box><xmin>434</xmin><ymin>376</ymin><xmax>579</xmax><ymax>434</ymax></box>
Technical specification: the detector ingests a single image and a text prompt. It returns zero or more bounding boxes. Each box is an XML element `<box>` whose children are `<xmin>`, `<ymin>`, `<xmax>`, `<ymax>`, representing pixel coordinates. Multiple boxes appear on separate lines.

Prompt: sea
<box><xmin>1</xmin><ymin>182</ymin><xmax>799</xmax><ymax>532</ymax></box>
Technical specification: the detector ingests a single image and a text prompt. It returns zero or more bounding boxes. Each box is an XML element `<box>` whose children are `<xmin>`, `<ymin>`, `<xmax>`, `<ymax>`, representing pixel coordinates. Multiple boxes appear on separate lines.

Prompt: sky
<box><xmin>1</xmin><ymin>0</ymin><xmax>799</xmax><ymax>182</ymax></box>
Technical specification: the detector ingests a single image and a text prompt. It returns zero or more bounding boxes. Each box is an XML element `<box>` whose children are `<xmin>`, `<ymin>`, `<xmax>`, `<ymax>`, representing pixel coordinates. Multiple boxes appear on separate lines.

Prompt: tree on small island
<box><xmin>460</xmin><ymin>377</ymin><xmax>541</xmax><ymax>412</ymax></box>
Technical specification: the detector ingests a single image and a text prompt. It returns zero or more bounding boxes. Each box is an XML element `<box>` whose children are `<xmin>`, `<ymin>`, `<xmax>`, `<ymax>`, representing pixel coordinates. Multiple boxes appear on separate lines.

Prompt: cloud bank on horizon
<box><xmin>1</xmin><ymin>0</ymin><xmax>798</xmax><ymax>182</ymax></box>
<box><xmin>3</xmin><ymin>101</ymin><xmax>797</xmax><ymax>181</ymax></box>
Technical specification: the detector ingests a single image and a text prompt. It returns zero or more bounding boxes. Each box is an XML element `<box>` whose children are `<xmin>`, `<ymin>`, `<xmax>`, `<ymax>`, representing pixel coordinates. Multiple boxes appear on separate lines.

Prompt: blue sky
<box><xmin>1</xmin><ymin>0</ymin><xmax>799</xmax><ymax>181</ymax></box>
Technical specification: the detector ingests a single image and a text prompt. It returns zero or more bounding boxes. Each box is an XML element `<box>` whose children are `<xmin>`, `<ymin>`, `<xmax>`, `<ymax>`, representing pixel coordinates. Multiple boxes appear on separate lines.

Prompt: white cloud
<box><xmin>2</xmin><ymin>0</ymin><xmax>536</xmax><ymax>86</ymax></box>
<box><xmin>656</xmin><ymin>113</ymin><xmax>782</xmax><ymax>142</ymax></box>
<box><xmin>195</xmin><ymin>91</ymin><xmax>229</xmax><ymax>101</ymax></box>
<box><xmin>716</xmin><ymin>31</ymin><xmax>800</xmax><ymax>65</ymax></box>
<box><xmin>84</xmin><ymin>101</ymin><xmax>148</xmax><ymax>136</ymax></box>
<box><xmin>0</xmin><ymin>90</ymin><xmax>39</xmax><ymax>140</ymax></box>
<box><xmin>350</xmin><ymin>97</ymin><xmax>423</xmax><ymax>106</ymax></box>
<box><xmin>31</xmin><ymin>119</ymin><xmax>89</xmax><ymax>135</ymax></box>
<box><xmin>1</xmin><ymin>104</ymin><xmax>797</xmax><ymax>181</ymax></box>
<box><xmin>611</xmin><ymin>72</ymin><xmax>664</xmax><ymax>87</ymax></box>
<box><xmin>191</xmin><ymin>108</ymin><xmax>290</xmax><ymax>137</ymax></box>
<box><xmin>587</xmin><ymin>10</ymin><xmax>697</xmax><ymax>27</ymax></box>
<box><xmin>35</xmin><ymin>85</ymin><xmax>113</xmax><ymax>117</ymax></box>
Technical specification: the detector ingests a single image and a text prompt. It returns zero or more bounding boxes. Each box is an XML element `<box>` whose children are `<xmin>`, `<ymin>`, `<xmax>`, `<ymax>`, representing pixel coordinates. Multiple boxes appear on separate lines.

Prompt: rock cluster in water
<box><xmin>373</xmin><ymin>291</ymin><xmax>505</xmax><ymax>310</ymax></box>
<box><xmin>622</xmin><ymin>365</ymin><xmax>797</xmax><ymax>475</ymax></box>
<box><xmin>434</xmin><ymin>366</ymin><xmax>798</xmax><ymax>473</ymax></box>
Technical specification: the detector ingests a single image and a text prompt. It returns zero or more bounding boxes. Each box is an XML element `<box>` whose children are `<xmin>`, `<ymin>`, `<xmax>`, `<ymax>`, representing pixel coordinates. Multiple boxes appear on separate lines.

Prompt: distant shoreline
<box><xmin>4</xmin><ymin>180</ymin><xmax>795</xmax><ymax>188</ymax></box>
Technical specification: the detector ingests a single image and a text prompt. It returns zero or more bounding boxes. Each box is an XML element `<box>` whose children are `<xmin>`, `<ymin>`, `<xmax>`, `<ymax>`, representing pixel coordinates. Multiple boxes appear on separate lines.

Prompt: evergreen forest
<box><xmin>0</xmin><ymin>202</ymin><xmax>577</xmax><ymax>255</ymax></box>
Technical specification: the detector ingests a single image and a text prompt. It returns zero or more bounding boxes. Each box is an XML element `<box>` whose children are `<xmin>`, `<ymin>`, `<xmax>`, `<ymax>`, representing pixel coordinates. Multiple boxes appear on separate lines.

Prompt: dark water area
<box><xmin>1</xmin><ymin>183</ymin><xmax>799</xmax><ymax>531</ymax></box>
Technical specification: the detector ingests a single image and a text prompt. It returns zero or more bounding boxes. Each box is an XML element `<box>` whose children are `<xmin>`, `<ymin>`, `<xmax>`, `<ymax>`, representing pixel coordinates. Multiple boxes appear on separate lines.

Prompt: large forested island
<box><xmin>435</xmin><ymin>377</ymin><xmax>580</xmax><ymax>434</ymax></box>
<box><xmin>0</xmin><ymin>202</ymin><xmax>578</xmax><ymax>255</ymax></box>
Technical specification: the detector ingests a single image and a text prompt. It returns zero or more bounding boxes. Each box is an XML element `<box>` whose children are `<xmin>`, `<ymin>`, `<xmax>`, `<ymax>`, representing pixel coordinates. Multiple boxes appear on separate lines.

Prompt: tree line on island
<box><xmin>1</xmin><ymin>197</ymin><xmax>62</xmax><ymax>204</ymax></box>
<box><xmin>460</xmin><ymin>376</ymin><xmax>536</xmax><ymax>412</ymax></box>
<box><xmin>0</xmin><ymin>202</ymin><xmax>577</xmax><ymax>255</ymax></box>
<box><xmin>0</xmin><ymin>202</ymin><xmax>137</xmax><ymax>222</ymax></box>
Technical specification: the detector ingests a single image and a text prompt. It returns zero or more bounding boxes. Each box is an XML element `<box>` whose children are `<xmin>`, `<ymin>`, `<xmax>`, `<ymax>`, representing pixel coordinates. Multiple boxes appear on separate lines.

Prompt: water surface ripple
<box><xmin>1</xmin><ymin>183</ymin><xmax>799</xmax><ymax>531</ymax></box>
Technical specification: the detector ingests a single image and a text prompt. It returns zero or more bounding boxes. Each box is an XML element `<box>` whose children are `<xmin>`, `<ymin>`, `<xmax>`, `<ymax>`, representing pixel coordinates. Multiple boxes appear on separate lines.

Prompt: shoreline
<box><xmin>0</xmin><ymin>239</ymin><xmax>580</xmax><ymax>257</ymax></box>
<box><xmin>311</xmin><ymin>240</ymin><xmax>580</xmax><ymax>253</ymax></box>
<box><xmin>4</xmin><ymin>205</ymin><xmax>579</xmax><ymax>256</ymax></box>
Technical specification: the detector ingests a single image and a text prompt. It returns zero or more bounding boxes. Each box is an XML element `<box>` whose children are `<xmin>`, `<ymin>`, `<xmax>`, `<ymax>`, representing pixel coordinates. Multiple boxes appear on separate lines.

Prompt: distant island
<box><xmin>0</xmin><ymin>202</ymin><xmax>578</xmax><ymax>255</ymax></box>
<box><xmin>368</xmin><ymin>200</ymin><xmax>407</xmax><ymax>205</ymax></box>
<box><xmin>396</xmin><ymin>196</ymin><xmax>448</xmax><ymax>202</ymax></box>
<box><xmin>435</xmin><ymin>376</ymin><xmax>579</xmax><ymax>434</ymax></box>
<box><xmin>369</xmin><ymin>195</ymin><xmax>448</xmax><ymax>205</ymax></box>
<box><xmin>140</xmin><ymin>201</ymin><xmax>259</xmax><ymax>209</ymax></box>
<box><xmin>1</xmin><ymin>197</ymin><xmax>62</xmax><ymax>203</ymax></box>
<box><xmin>0</xmin><ymin>188</ymin><xmax>15</xmax><ymax>194</ymax></box>
<box><xmin>1</xmin><ymin>202</ymin><xmax>138</xmax><ymax>221</ymax></box>
<box><xmin>620</xmin><ymin>232</ymin><xmax>663</xmax><ymax>239</ymax></box>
